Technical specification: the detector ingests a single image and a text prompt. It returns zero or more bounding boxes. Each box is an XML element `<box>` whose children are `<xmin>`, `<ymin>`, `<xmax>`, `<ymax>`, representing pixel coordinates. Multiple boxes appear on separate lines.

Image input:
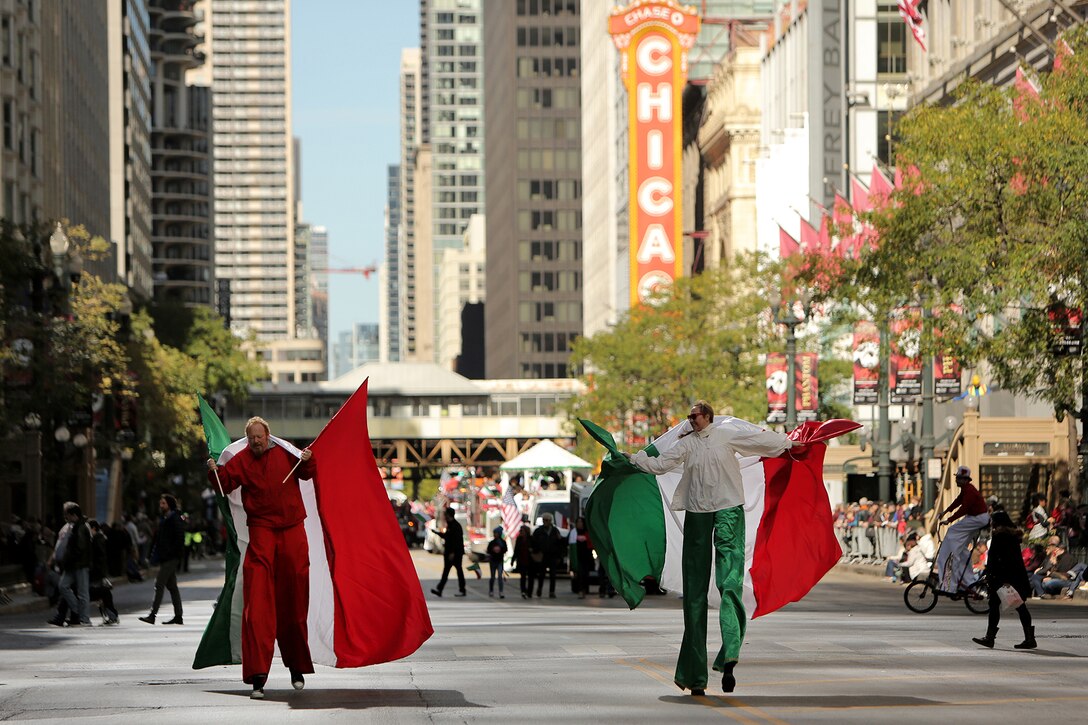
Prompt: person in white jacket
<box><xmin>622</xmin><ymin>400</ymin><xmax>795</xmax><ymax>697</ymax></box>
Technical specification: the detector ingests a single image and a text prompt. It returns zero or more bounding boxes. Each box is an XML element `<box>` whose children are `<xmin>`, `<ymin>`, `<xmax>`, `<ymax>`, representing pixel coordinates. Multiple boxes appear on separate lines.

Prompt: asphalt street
<box><xmin>1</xmin><ymin>550</ymin><xmax>1086</xmax><ymax>724</ymax></box>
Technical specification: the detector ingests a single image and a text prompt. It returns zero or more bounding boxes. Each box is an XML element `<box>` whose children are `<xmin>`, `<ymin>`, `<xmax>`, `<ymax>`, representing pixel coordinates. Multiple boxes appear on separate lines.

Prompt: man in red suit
<box><xmin>207</xmin><ymin>416</ymin><xmax>315</xmax><ymax>699</ymax></box>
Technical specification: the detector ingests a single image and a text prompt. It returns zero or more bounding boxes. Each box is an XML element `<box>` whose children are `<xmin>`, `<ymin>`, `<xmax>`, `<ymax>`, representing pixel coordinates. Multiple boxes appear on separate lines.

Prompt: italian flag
<box><xmin>582</xmin><ymin>417</ymin><xmax>857</xmax><ymax>616</ymax></box>
<box><xmin>193</xmin><ymin>382</ymin><xmax>433</xmax><ymax>670</ymax></box>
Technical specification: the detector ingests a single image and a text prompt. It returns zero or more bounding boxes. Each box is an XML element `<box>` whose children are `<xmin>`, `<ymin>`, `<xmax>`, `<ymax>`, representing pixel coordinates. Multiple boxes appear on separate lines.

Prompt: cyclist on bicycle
<box><xmin>935</xmin><ymin>466</ymin><xmax>991</xmax><ymax>593</ymax></box>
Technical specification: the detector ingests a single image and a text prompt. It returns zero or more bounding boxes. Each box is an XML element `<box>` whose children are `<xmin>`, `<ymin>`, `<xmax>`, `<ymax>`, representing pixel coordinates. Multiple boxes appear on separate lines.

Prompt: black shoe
<box><xmin>430</xmin><ymin>588</ymin><xmax>442</xmax><ymax>597</ymax></box>
<box><xmin>972</xmin><ymin>636</ymin><xmax>995</xmax><ymax>648</ymax></box>
<box><xmin>251</xmin><ymin>673</ymin><xmax>267</xmax><ymax>699</ymax></box>
<box><xmin>290</xmin><ymin>669</ymin><xmax>305</xmax><ymax>691</ymax></box>
<box><xmin>163</xmin><ymin>617</ymin><xmax>183</xmax><ymax>625</ymax></box>
<box><xmin>549</xmin><ymin>593</ymin><xmax>556</xmax><ymax>599</ymax></box>
<box><xmin>454</xmin><ymin>590</ymin><xmax>467</xmax><ymax>597</ymax></box>
<box><xmin>47</xmin><ymin>617</ymin><xmax>66</xmax><ymax>627</ymax></box>
<box><xmin>691</xmin><ymin>688</ymin><xmax>705</xmax><ymax>697</ymax></box>
<box><xmin>721</xmin><ymin>661</ymin><xmax>736</xmax><ymax>693</ymax></box>
<box><xmin>139</xmin><ymin>614</ymin><xmax>155</xmax><ymax>625</ymax></box>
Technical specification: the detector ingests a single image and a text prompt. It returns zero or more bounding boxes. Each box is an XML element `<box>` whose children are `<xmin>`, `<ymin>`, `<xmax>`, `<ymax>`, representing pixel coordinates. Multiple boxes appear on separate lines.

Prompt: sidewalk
<box><xmin>834</xmin><ymin>561</ymin><xmax>1088</xmax><ymax>602</ymax></box>
<box><xmin>0</xmin><ymin>556</ymin><xmax>223</xmax><ymax>617</ymax></box>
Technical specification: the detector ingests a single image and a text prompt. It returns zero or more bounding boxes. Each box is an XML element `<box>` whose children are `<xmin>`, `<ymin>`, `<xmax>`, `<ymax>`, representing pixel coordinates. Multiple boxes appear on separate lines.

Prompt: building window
<box><xmin>877</xmin><ymin>110</ymin><xmax>903</xmax><ymax>166</ymax></box>
<box><xmin>877</xmin><ymin>14</ymin><xmax>907</xmax><ymax>74</ymax></box>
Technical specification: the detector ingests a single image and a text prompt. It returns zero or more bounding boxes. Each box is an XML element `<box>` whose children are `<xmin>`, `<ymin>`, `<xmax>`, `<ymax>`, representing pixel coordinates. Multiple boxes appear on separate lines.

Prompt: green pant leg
<box><xmin>712</xmin><ymin>505</ymin><xmax>746</xmax><ymax>670</ymax></box>
<box><xmin>674</xmin><ymin>511</ymin><xmax>714</xmax><ymax>689</ymax></box>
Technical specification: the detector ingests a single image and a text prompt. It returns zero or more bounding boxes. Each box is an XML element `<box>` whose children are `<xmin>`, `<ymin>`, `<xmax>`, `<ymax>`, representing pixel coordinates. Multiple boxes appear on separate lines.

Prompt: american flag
<box><xmin>897</xmin><ymin>0</ymin><xmax>927</xmax><ymax>52</ymax></box>
<box><xmin>501</xmin><ymin>484</ymin><xmax>523</xmax><ymax>545</ymax></box>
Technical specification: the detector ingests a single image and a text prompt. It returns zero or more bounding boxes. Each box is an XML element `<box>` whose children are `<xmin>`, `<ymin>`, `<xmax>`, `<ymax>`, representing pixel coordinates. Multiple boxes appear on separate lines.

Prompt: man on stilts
<box><xmin>624</xmin><ymin>400</ymin><xmax>794</xmax><ymax>696</ymax></box>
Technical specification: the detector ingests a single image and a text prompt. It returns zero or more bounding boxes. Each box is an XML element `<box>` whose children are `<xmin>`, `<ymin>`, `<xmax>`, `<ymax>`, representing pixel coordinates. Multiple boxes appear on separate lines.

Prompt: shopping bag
<box><xmin>996</xmin><ymin>584</ymin><xmax>1023</xmax><ymax>611</ymax></box>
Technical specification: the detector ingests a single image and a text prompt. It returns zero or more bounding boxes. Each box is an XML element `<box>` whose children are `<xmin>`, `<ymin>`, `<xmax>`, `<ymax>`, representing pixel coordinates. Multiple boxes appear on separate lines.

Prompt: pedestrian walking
<box><xmin>623</xmin><ymin>400</ymin><xmax>795</xmax><ymax>696</ymax></box>
<box><xmin>88</xmin><ymin>520</ymin><xmax>119</xmax><ymax>624</ymax></box>
<box><xmin>206</xmin><ymin>416</ymin><xmax>317</xmax><ymax>698</ymax></box>
<box><xmin>487</xmin><ymin>526</ymin><xmax>507</xmax><ymax>598</ymax></box>
<box><xmin>529</xmin><ymin>513</ymin><xmax>564</xmax><ymax>598</ymax></box>
<box><xmin>972</xmin><ymin>510</ymin><xmax>1036</xmax><ymax>649</ymax></box>
<box><xmin>571</xmin><ymin>517</ymin><xmax>593</xmax><ymax>598</ymax></box>
<box><xmin>47</xmin><ymin>502</ymin><xmax>91</xmax><ymax>627</ymax></box>
<box><xmin>139</xmin><ymin>494</ymin><xmax>185</xmax><ymax>626</ymax></box>
<box><xmin>431</xmin><ymin>508</ymin><xmax>466</xmax><ymax>598</ymax></box>
<box><xmin>514</xmin><ymin>522</ymin><xmax>532</xmax><ymax>599</ymax></box>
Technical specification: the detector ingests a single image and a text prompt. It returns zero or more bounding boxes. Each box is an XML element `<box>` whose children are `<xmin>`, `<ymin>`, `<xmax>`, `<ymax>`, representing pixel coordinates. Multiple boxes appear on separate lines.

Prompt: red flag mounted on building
<box><xmin>898</xmin><ymin>0</ymin><xmax>927</xmax><ymax>52</ymax></box>
<box><xmin>779</xmin><ymin>226</ymin><xmax>800</xmax><ymax>259</ymax></box>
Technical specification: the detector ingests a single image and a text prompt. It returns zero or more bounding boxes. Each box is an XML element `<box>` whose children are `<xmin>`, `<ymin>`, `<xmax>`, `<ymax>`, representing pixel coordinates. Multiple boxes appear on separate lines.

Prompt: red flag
<box><xmin>799</xmin><ymin>217</ymin><xmax>821</xmax><ymax>254</ymax></box>
<box><xmin>897</xmin><ymin>0</ymin><xmax>927</xmax><ymax>52</ymax></box>
<box><xmin>832</xmin><ymin>193</ymin><xmax>855</xmax><ymax>257</ymax></box>
<box><xmin>751</xmin><ymin>419</ymin><xmax>862</xmax><ymax>617</ymax></box>
<box><xmin>309</xmin><ymin>380</ymin><xmax>433</xmax><ymax>667</ymax></box>
<box><xmin>779</xmin><ymin>226</ymin><xmax>801</xmax><ymax>259</ymax></box>
<box><xmin>869</xmin><ymin>163</ymin><xmax>894</xmax><ymax>208</ymax></box>
<box><xmin>851</xmin><ymin>176</ymin><xmax>871</xmax><ymax>213</ymax></box>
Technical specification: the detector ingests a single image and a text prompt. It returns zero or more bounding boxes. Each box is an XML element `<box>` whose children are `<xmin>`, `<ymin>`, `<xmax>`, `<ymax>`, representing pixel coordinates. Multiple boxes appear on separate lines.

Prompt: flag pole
<box><xmin>213</xmin><ymin>467</ymin><xmax>225</xmax><ymax>497</ymax></box>
<box><xmin>281</xmin><ymin>458</ymin><xmax>301</xmax><ymax>485</ymax></box>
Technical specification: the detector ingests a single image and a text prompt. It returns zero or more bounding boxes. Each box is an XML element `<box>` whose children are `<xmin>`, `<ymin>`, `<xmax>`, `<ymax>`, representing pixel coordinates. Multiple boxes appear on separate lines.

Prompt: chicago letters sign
<box><xmin>609</xmin><ymin>1</ymin><xmax>699</xmax><ymax>305</ymax></box>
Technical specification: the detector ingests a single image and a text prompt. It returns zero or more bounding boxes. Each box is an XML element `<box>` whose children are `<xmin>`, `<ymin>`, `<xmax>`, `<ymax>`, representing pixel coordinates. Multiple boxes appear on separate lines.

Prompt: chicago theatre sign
<box><xmin>609</xmin><ymin>1</ymin><xmax>700</xmax><ymax>305</ymax></box>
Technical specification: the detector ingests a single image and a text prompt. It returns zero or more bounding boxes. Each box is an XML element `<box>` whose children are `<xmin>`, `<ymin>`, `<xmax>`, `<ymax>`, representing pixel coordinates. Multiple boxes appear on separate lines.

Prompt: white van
<box><xmin>527</xmin><ymin>490</ymin><xmax>572</xmax><ymax>537</ymax></box>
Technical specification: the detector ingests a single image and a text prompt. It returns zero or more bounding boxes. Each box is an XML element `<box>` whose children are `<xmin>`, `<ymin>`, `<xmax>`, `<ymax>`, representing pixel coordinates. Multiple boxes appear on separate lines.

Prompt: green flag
<box><xmin>193</xmin><ymin>394</ymin><xmax>242</xmax><ymax>669</ymax></box>
<box><xmin>579</xmin><ymin>419</ymin><xmax>666</xmax><ymax>609</ymax></box>
<box><xmin>197</xmin><ymin>394</ymin><xmax>231</xmax><ymax>460</ymax></box>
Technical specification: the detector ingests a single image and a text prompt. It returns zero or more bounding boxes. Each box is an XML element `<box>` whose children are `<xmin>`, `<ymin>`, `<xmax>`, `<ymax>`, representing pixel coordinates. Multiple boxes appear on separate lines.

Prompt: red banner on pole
<box><xmin>853</xmin><ymin>321</ymin><xmax>879</xmax><ymax>405</ymax></box>
<box><xmin>766</xmin><ymin>352</ymin><xmax>787</xmax><ymax>424</ymax></box>
<box><xmin>890</xmin><ymin>311</ymin><xmax>922</xmax><ymax>404</ymax></box>
<box><xmin>796</xmin><ymin>352</ymin><xmax>819</xmax><ymax>422</ymax></box>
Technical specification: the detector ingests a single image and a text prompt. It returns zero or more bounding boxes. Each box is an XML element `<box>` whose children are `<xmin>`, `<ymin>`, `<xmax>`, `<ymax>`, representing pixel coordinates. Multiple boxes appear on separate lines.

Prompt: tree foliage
<box><xmin>563</xmin><ymin>258</ymin><xmax>849</xmax><ymax>461</ymax></box>
<box><xmin>803</xmin><ymin>28</ymin><xmax>1088</xmax><ymax>419</ymax></box>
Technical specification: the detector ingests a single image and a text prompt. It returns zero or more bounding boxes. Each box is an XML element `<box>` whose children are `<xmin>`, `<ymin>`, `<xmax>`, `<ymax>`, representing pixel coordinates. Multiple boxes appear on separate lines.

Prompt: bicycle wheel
<box><xmin>904</xmin><ymin>579</ymin><xmax>938</xmax><ymax>613</ymax></box>
<box><xmin>963</xmin><ymin>580</ymin><xmax>989</xmax><ymax>614</ymax></box>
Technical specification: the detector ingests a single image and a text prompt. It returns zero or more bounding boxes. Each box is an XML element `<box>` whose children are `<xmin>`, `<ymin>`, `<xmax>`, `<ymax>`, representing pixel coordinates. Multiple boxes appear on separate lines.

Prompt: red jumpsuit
<box><xmin>212</xmin><ymin>445</ymin><xmax>316</xmax><ymax>683</ymax></box>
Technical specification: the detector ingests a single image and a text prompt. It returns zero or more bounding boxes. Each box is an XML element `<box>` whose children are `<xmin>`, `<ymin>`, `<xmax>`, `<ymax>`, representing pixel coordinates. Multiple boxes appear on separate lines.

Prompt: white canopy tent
<box><xmin>500</xmin><ymin>439</ymin><xmax>593</xmax><ymax>491</ymax></box>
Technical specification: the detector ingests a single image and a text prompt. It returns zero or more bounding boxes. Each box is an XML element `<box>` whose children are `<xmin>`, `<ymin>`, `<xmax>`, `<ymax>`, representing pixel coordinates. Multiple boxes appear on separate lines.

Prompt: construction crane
<box><xmin>314</xmin><ymin>265</ymin><xmax>378</xmax><ymax>280</ymax></box>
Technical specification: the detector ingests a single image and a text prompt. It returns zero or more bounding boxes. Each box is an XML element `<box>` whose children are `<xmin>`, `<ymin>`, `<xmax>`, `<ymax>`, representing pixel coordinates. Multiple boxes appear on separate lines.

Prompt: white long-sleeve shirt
<box><xmin>629</xmin><ymin>424</ymin><xmax>792</xmax><ymax>512</ymax></box>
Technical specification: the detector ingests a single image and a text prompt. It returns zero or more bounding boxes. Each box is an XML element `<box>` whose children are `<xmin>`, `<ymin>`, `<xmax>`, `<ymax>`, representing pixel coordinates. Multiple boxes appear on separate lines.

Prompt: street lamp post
<box><xmin>769</xmin><ymin>287</ymin><xmax>813</xmax><ymax>430</ymax></box>
<box><xmin>919</xmin><ymin>305</ymin><xmax>937</xmax><ymax>511</ymax></box>
<box><xmin>876</xmin><ymin>324</ymin><xmax>894</xmax><ymax>501</ymax></box>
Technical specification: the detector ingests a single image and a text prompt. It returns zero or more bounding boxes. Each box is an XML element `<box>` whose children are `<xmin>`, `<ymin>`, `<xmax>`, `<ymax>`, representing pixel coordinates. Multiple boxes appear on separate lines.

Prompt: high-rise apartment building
<box><xmin>484</xmin><ymin>0</ymin><xmax>582</xmax><ymax>379</ymax></box>
<box><xmin>41</xmin><ymin>1</ymin><xmax>113</xmax><ymax>280</ymax></box>
<box><xmin>332</xmin><ymin>323</ymin><xmax>379</xmax><ymax>379</ymax></box>
<box><xmin>206</xmin><ymin>0</ymin><xmax>322</xmax><ymax>382</ymax></box>
<box><xmin>309</xmin><ymin>223</ymin><xmax>328</xmax><ymax>347</ymax></box>
<box><xmin>415</xmin><ymin>0</ymin><xmax>484</xmax><ymax>359</ymax></box>
<box><xmin>148</xmin><ymin>0</ymin><xmax>213</xmax><ymax>308</ymax></box>
<box><xmin>394</xmin><ymin>48</ymin><xmax>420</xmax><ymax>361</ymax></box>
<box><xmin>380</xmin><ymin>163</ymin><xmax>400</xmax><ymax>362</ymax></box>
<box><xmin>436</xmin><ymin>213</ymin><xmax>485</xmax><ymax>372</ymax></box>
<box><xmin>0</xmin><ymin>0</ymin><xmax>44</xmax><ymax>226</ymax></box>
<box><xmin>110</xmin><ymin>0</ymin><xmax>153</xmax><ymax>300</ymax></box>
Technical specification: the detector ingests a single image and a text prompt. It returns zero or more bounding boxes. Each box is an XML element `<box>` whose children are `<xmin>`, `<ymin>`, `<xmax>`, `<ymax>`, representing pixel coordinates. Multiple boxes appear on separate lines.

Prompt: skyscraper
<box><xmin>110</xmin><ymin>0</ymin><xmax>153</xmax><ymax>301</ymax></box>
<box><xmin>0</xmin><ymin>0</ymin><xmax>45</xmax><ymax>226</ymax></box>
<box><xmin>416</xmin><ymin>0</ymin><xmax>484</xmax><ymax>359</ymax></box>
<box><xmin>484</xmin><ymin>0</ymin><xmax>582</xmax><ymax>379</ymax></box>
<box><xmin>395</xmin><ymin>48</ymin><xmax>421</xmax><ymax>361</ymax></box>
<box><xmin>381</xmin><ymin>163</ymin><xmax>400</xmax><ymax>362</ymax></box>
<box><xmin>206</xmin><ymin>0</ymin><xmax>322</xmax><ymax>381</ymax></box>
<box><xmin>148</xmin><ymin>0</ymin><xmax>214</xmax><ymax>308</ymax></box>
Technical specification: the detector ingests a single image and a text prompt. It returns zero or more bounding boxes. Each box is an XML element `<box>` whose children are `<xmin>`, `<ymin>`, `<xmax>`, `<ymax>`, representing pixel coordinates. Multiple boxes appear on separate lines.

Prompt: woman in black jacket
<box><xmin>973</xmin><ymin>511</ymin><xmax>1036</xmax><ymax>649</ymax></box>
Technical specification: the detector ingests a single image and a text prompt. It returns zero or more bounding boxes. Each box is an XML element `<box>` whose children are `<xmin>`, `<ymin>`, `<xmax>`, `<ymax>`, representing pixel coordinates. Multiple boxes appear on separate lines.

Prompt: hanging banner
<box><xmin>853</xmin><ymin>321</ymin><xmax>880</xmax><ymax>405</ymax></box>
<box><xmin>766</xmin><ymin>352</ymin><xmax>787</xmax><ymax>424</ymax></box>
<box><xmin>796</xmin><ymin>352</ymin><xmax>819</xmax><ymax>422</ymax></box>
<box><xmin>890</xmin><ymin>310</ymin><xmax>922</xmax><ymax>404</ymax></box>
<box><xmin>1047</xmin><ymin>303</ymin><xmax>1083</xmax><ymax>356</ymax></box>
<box><xmin>934</xmin><ymin>353</ymin><xmax>961</xmax><ymax>399</ymax></box>
<box><xmin>610</xmin><ymin>1</ymin><xmax>700</xmax><ymax>306</ymax></box>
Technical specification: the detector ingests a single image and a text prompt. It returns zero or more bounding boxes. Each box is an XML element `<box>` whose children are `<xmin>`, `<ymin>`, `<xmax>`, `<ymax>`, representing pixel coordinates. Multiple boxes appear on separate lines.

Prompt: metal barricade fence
<box><xmin>836</xmin><ymin>525</ymin><xmax>902</xmax><ymax>565</ymax></box>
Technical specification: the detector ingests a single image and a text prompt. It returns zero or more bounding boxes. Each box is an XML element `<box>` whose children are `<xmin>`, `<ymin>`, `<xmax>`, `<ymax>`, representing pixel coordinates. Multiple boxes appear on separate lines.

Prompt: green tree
<box><xmin>563</xmin><ymin>258</ymin><xmax>848</xmax><ymax>461</ymax></box>
<box><xmin>818</xmin><ymin>29</ymin><xmax>1088</xmax><ymax>420</ymax></box>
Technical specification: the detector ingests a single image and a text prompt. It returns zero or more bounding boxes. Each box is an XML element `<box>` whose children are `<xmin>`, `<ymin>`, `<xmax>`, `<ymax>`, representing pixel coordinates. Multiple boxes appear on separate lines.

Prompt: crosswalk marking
<box><xmin>777</xmin><ymin>641</ymin><xmax>853</xmax><ymax>653</ymax></box>
<box><xmin>452</xmin><ymin>646</ymin><xmax>513</xmax><ymax>658</ymax></box>
<box><xmin>562</xmin><ymin>644</ymin><xmax>625</xmax><ymax>656</ymax></box>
